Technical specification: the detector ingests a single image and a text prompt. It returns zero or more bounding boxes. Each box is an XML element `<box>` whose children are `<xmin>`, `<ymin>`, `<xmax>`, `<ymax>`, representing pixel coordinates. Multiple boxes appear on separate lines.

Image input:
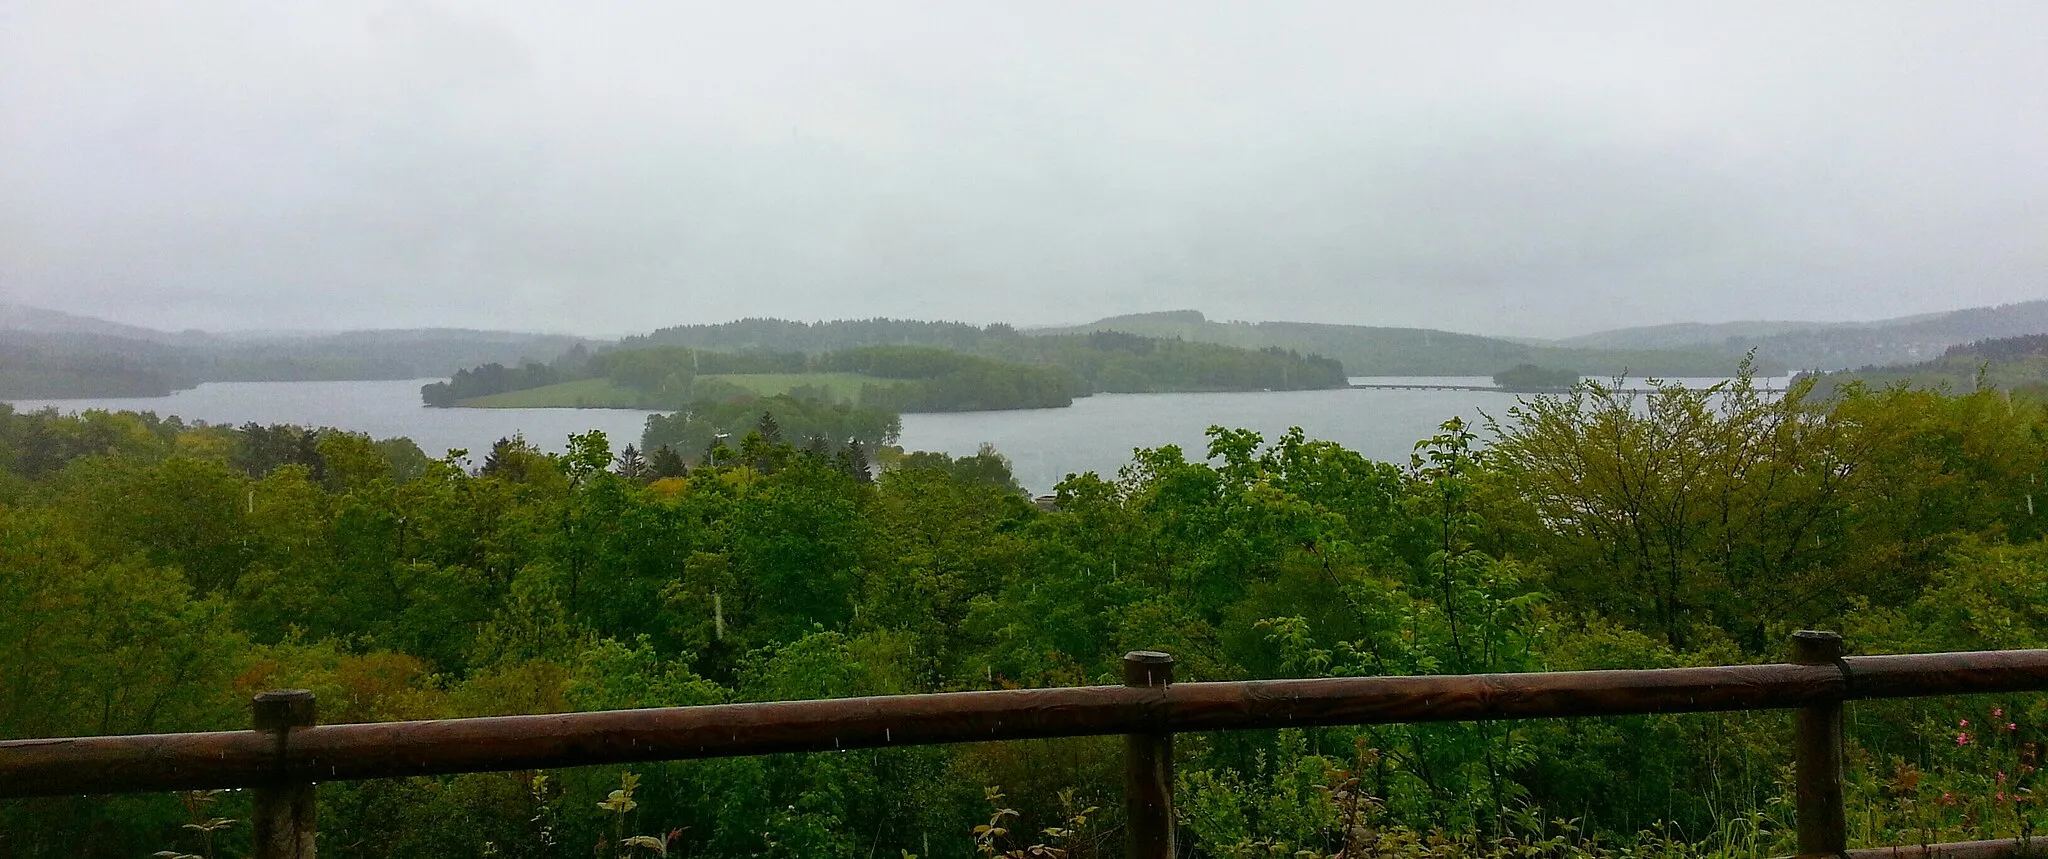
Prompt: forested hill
<box><xmin>622</xmin><ymin>317</ymin><xmax>996</xmax><ymax>353</ymax></box>
<box><xmin>0</xmin><ymin>305</ymin><xmax>591</xmax><ymax>398</ymax></box>
<box><xmin>0</xmin><ymin>336</ymin><xmax>197</xmax><ymax>398</ymax></box>
<box><xmin>1562</xmin><ymin>299</ymin><xmax>2048</xmax><ymax>370</ymax></box>
<box><xmin>0</xmin><ymin>302</ymin><xmax>180</xmax><ymax>342</ymax></box>
<box><xmin>1802</xmin><ymin>333</ymin><xmax>2048</xmax><ymax>399</ymax></box>
<box><xmin>1036</xmin><ymin>310</ymin><xmax>1776</xmax><ymax>376</ymax></box>
<box><xmin>429</xmin><ymin>320</ymin><xmax>1350</xmax><ymax>412</ymax></box>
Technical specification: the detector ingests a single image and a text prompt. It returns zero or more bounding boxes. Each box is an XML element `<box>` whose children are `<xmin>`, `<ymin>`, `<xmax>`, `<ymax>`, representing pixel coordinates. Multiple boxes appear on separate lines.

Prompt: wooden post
<box><xmin>1122</xmin><ymin>651</ymin><xmax>1175</xmax><ymax>859</ymax></box>
<box><xmin>1791</xmin><ymin>631</ymin><xmax>1847</xmax><ymax>859</ymax></box>
<box><xmin>252</xmin><ymin>689</ymin><xmax>317</xmax><ymax>859</ymax></box>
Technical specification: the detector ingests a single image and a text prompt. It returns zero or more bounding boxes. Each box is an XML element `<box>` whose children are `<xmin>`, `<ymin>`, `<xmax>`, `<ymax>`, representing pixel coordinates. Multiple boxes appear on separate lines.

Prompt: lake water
<box><xmin>6</xmin><ymin>375</ymin><xmax>1784</xmax><ymax>494</ymax></box>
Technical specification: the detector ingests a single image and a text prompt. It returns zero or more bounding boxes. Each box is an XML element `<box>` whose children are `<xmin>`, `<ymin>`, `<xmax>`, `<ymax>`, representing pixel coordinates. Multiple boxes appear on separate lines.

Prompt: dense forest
<box><xmin>5</xmin><ymin>369</ymin><xmax>2048</xmax><ymax>858</ymax></box>
<box><xmin>0</xmin><ymin>339</ymin><xmax>197</xmax><ymax>397</ymax></box>
<box><xmin>640</xmin><ymin>392</ymin><xmax>901</xmax><ymax>463</ymax></box>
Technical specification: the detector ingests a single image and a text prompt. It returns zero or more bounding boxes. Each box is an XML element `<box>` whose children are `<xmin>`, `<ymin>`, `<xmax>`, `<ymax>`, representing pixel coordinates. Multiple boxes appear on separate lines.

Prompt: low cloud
<box><xmin>4</xmin><ymin>2</ymin><xmax>2044</xmax><ymax>337</ymax></box>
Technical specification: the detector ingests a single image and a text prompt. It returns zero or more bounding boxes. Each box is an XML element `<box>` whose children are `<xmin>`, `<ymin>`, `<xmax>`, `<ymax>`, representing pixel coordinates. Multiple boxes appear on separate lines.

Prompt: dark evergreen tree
<box><xmin>835</xmin><ymin>441</ymin><xmax>873</xmax><ymax>483</ymax></box>
<box><xmin>614</xmin><ymin>444</ymin><xmax>647</xmax><ymax>481</ymax></box>
<box><xmin>647</xmin><ymin>445</ymin><xmax>688</xmax><ymax>479</ymax></box>
<box><xmin>479</xmin><ymin>435</ymin><xmax>546</xmax><ymax>482</ymax></box>
<box><xmin>233</xmin><ymin>422</ymin><xmax>326</xmax><ymax>481</ymax></box>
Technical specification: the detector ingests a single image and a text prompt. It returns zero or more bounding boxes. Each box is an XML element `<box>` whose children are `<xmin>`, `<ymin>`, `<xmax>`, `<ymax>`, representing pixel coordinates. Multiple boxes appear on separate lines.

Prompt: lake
<box><xmin>6</xmin><ymin>375</ymin><xmax>1783</xmax><ymax>494</ymax></box>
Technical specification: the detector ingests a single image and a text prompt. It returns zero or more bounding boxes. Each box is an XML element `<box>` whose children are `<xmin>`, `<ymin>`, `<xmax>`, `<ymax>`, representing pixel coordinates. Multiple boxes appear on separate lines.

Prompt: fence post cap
<box><xmin>1790</xmin><ymin>630</ymin><xmax>1845</xmax><ymax>664</ymax></box>
<box><xmin>252</xmin><ymin>689</ymin><xmax>317</xmax><ymax>731</ymax></box>
<box><xmin>1122</xmin><ymin>651</ymin><xmax>1175</xmax><ymax>688</ymax></box>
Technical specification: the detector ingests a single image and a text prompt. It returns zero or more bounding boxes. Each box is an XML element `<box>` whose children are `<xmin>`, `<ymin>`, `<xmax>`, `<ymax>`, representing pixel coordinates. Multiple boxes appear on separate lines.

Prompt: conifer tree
<box><xmin>647</xmin><ymin>445</ymin><xmax>688</xmax><ymax>478</ymax></box>
<box><xmin>614</xmin><ymin>444</ymin><xmax>647</xmax><ymax>480</ymax></box>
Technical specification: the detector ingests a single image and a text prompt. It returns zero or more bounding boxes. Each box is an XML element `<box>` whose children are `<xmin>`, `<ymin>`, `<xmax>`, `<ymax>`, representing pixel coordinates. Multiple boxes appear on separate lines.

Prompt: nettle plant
<box><xmin>596</xmin><ymin>772</ymin><xmax>679</xmax><ymax>858</ymax></box>
<box><xmin>154</xmin><ymin>789</ymin><xmax>236</xmax><ymax>859</ymax></box>
<box><xmin>960</xmin><ymin>786</ymin><xmax>1101</xmax><ymax>859</ymax></box>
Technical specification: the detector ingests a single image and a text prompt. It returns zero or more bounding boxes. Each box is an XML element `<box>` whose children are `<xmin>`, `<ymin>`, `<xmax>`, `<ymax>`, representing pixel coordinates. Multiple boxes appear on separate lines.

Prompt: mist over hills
<box><xmin>9</xmin><ymin>295</ymin><xmax>2048</xmax><ymax>400</ymax></box>
<box><xmin>0</xmin><ymin>303</ymin><xmax>184</xmax><ymax>343</ymax></box>
<box><xmin>1561</xmin><ymin>300</ymin><xmax>2048</xmax><ymax>370</ymax></box>
<box><xmin>0</xmin><ymin>303</ymin><xmax>589</xmax><ymax>398</ymax></box>
<box><xmin>1554</xmin><ymin>320</ymin><xmax>1860</xmax><ymax>350</ymax></box>
<box><xmin>618</xmin><ymin>312</ymin><xmax>1768</xmax><ymax>377</ymax></box>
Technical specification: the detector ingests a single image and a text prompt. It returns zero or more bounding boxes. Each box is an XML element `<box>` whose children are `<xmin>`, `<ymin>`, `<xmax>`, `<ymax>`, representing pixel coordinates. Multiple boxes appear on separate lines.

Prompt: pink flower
<box><xmin>1999</xmin><ymin>771</ymin><xmax>2009</xmax><ymax>782</ymax></box>
<box><xmin>1962</xmin><ymin>719</ymin><xmax>1972</xmax><ymax>727</ymax></box>
<box><xmin>2010</xmin><ymin>723</ymin><xmax>2019</xmax><ymax>732</ymax></box>
<box><xmin>1998</xmin><ymin>792</ymin><xmax>2008</xmax><ymax>802</ymax></box>
<box><xmin>1959</xmin><ymin>732</ymin><xmax>1974</xmax><ymax>745</ymax></box>
<box><xmin>1996</xmin><ymin>708</ymin><xmax>2005</xmax><ymax>717</ymax></box>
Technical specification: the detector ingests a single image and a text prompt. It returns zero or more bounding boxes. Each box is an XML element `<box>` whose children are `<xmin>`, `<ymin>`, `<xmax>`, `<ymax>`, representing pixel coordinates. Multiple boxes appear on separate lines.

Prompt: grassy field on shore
<box><xmin>696</xmin><ymin>372</ymin><xmax>876</xmax><ymax>400</ymax></box>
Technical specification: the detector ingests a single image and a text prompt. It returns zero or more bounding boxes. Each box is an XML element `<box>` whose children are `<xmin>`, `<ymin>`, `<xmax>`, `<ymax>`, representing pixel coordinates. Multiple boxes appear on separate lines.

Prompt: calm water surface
<box><xmin>8</xmin><ymin>375</ymin><xmax>1784</xmax><ymax>493</ymax></box>
<box><xmin>6</xmin><ymin>379</ymin><xmax>664</xmax><ymax>467</ymax></box>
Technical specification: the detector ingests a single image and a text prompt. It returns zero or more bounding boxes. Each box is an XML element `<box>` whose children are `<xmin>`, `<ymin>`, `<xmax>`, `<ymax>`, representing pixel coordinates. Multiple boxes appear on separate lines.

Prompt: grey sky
<box><xmin>3</xmin><ymin>2</ymin><xmax>2043</xmax><ymax>338</ymax></box>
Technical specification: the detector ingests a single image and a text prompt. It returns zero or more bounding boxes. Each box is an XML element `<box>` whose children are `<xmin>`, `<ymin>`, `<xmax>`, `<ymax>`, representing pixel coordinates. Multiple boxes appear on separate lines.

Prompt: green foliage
<box><xmin>1492</xmin><ymin>366</ymin><xmax>1967</xmax><ymax>651</ymax></box>
<box><xmin>892</xmin><ymin>443</ymin><xmax>1028</xmax><ymax>496</ymax></box>
<box><xmin>6</xmin><ymin>379</ymin><xmax>2048</xmax><ymax>857</ymax></box>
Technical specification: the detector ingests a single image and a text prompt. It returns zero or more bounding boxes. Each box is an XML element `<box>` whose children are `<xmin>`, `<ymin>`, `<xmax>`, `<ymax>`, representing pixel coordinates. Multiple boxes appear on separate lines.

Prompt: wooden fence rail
<box><xmin>6</xmin><ymin>632</ymin><xmax>2048</xmax><ymax>859</ymax></box>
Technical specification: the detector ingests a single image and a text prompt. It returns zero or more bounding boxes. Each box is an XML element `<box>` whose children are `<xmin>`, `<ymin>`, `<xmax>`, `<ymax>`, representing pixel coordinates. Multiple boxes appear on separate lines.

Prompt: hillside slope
<box><xmin>1564</xmin><ymin>301</ymin><xmax>2048</xmax><ymax>370</ymax></box>
<box><xmin>1039</xmin><ymin>310</ymin><xmax>1773</xmax><ymax>376</ymax></box>
<box><xmin>1</xmin><ymin>306</ymin><xmax>590</xmax><ymax>398</ymax></box>
<box><xmin>1804</xmin><ymin>333</ymin><xmax>2048</xmax><ymax>399</ymax></box>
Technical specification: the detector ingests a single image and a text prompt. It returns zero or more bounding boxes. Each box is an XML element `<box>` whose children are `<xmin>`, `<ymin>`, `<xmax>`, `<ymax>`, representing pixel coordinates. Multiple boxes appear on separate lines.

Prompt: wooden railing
<box><xmin>7</xmin><ymin>631</ymin><xmax>2048</xmax><ymax>859</ymax></box>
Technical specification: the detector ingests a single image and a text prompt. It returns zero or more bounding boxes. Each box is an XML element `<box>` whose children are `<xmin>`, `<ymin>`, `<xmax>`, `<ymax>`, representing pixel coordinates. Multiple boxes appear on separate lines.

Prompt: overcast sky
<box><xmin>3</xmin><ymin>2</ymin><xmax>2044</xmax><ymax>338</ymax></box>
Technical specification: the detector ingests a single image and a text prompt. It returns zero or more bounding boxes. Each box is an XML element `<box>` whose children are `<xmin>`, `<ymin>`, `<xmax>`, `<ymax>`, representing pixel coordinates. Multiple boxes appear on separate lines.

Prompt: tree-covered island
<box><xmin>1491</xmin><ymin>363</ymin><xmax>1583</xmax><ymax>392</ymax></box>
<box><xmin>423</xmin><ymin>319</ymin><xmax>1351</xmax><ymax>413</ymax></box>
